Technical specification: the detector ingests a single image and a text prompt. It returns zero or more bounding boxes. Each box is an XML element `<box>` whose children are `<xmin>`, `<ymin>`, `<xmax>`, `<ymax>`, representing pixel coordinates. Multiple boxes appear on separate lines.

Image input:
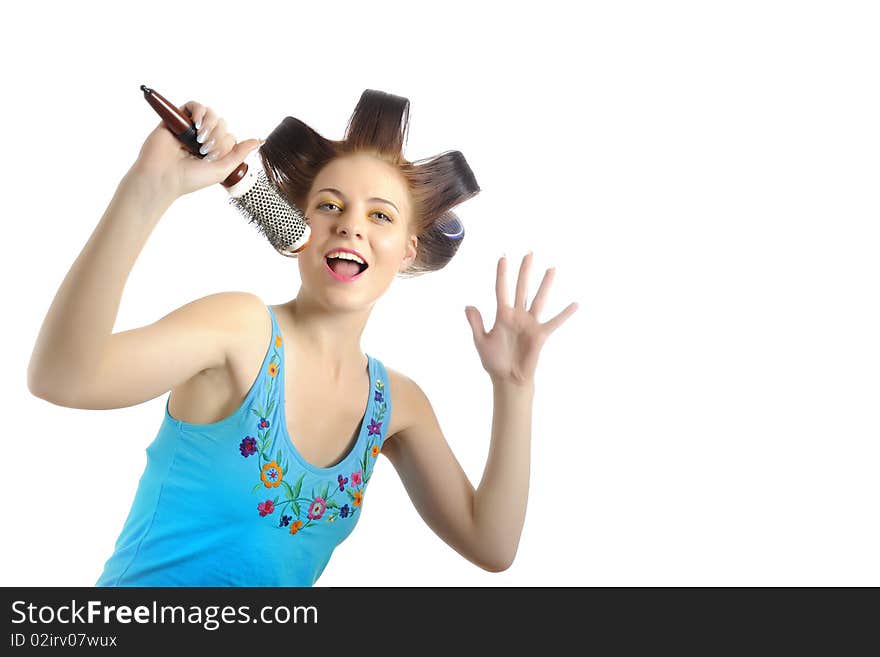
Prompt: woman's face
<box><xmin>298</xmin><ymin>152</ymin><xmax>418</xmax><ymax>308</ymax></box>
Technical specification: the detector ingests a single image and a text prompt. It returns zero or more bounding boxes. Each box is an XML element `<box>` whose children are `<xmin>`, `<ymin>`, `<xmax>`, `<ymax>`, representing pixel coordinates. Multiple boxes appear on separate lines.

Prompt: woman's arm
<box><xmin>27</xmin><ymin>172</ymin><xmax>174</xmax><ymax>403</ymax></box>
<box><xmin>475</xmin><ymin>378</ymin><xmax>535</xmax><ymax>569</ymax></box>
<box><xmin>28</xmin><ymin>101</ymin><xmax>260</xmax><ymax>407</ymax></box>
<box><xmin>382</xmin><ymin>374</ymin><xmax>533</xmax><ymax>572</ymax></box>
<box><xmin>382</xmin><ymin>252</ymin><xmax>578</xmax><ymax>573</ymax></box>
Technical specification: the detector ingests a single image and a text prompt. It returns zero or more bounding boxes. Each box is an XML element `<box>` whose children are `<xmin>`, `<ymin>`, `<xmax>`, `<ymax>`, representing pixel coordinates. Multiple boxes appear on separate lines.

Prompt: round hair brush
<box><xmin>140</xmin><ymin>85</ymin><xmax>311</xmax><ymax>256</ymax></box>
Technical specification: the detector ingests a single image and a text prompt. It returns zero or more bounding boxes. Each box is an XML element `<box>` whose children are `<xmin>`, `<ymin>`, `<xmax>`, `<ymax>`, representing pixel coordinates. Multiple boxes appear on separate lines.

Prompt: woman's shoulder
<box><xmin>162</xmin><ymin>290</ymin><xmax>269</xmax><ymax>360</ymax></box>
<box><xmin>215</xmin><ymin>291</ymin><xmax>269</xmax><ymax>326</ymax></box>
<box><xmin>164</xmin><ymin>291</ymin><xmax>269</xmax><ymax>425</ymax></box>
<box><xmin>178</xmin><ymin>290</ymin><xmax>267</xmax><ymax>333</ymax></box>
<box><xmin>193</xmin><ymin>291</ymin><xmax>269</xmax><ymax>339</ymax></box>
<box><xmin>204</xmin><ymin>291</ymin><xmax>271</xmax><ymax>379</ymax></box>
<box><xmin>381</xmin><ymin>364</ymin><xmax>428</xmax><ymax>440</ymax></box>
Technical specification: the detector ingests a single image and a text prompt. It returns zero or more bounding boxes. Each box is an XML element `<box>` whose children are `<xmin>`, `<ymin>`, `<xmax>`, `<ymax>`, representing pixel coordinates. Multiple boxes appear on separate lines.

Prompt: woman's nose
<box><xmin>335</xmin><ymin>214</ymin><xmax>364</xmax><ymax>237</ymax></box>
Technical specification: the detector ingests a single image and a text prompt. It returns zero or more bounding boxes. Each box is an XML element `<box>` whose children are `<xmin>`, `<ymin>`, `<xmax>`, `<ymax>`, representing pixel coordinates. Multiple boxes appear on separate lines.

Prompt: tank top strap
<box><xmin>367</xmin><ymin>355</ymin><xmax>392</xmax><ymax>453</ymax></box>
<box><xmin>257</xmin><ymin>305</ymin><xmax>284</xmax><ymax>427</ymax></box>
<box><xmin>265</xmin><ymin>303</ymin><xmax>281</xmax><ymax>336</ymax></box>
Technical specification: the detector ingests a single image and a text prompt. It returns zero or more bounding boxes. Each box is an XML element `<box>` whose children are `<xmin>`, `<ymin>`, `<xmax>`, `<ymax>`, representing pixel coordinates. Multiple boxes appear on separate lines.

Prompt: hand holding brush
<box><xmin>139</xmin><ymin>86</ymin><xmax>311</xmax><ymax>255</ymax></box>
<box><xmin>131</xmin><ymin>99</ymin><xmax>260</xmax><ymax>200</ymax></box>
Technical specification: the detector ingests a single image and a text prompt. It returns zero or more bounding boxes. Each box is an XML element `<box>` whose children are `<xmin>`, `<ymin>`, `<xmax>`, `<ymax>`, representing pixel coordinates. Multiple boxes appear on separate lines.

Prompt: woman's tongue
<box><xmin>328</xmin><ymin>258</ymin><xmax>361</xmax><ymax>278</ymax></box>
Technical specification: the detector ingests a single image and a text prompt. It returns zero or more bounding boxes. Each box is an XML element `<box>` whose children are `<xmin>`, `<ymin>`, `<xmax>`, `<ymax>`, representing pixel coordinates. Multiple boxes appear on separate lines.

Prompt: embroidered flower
<box><xmin>258</xmin><ymin>417</ymin><xmax>270</xmax><ymax>430</ymax></box>
<box><xmin>352</xmin><ymin>490</ymin><xmax>363</xmax><ymax>508</ymax></box>
<box><xmin>275</xmin><ymin>335</ymin><xmax>283</xmax><ymax>348</ymax></box>
<box><xmin>261</xmin><ymin>461</ymin><xmax>283</xmax><ymax>488</ymax></box>
<box><xmin>371</xmin><ymin>444</ymin><xmax>380</xmax><ymax>458</ymax></box>
<box><xmin>337</xmin><ymin>474</ymin><xmax>349</xmax><ymax>491</ymax></box>
<box><xmin>368</xmin><ymin>419</ymin><xmax>382</xmax><ymax>436</ymax></box>
<box><xmin>279</xmin><ymin>515</ymin><xmax>291</xmax><ymax>527</ymax></box>
<box><xmin>375</xmin><ymin>390</ymin><xmax>384</xmax><ymax>403</ymax></box>
<box><xmin>307</xmin><ymin>497</ymin><xmax>327</xmax><ymax>520</ymax></box>
<box><xmin>339</xmin><ymin>504</ymin><xmax>350</xmax><ymax>519</ymax></box>
<box><xmin>239</xmin><ymin>436</ymin><xmax>257</xmax><ymax>457</ymax></box>
<box><xmin>258</xmin><ymin>500</ymin><xmax>275</xmax><ymax>517</ymax></box>
<box><xmin>326</xmin><ymin>514</ymin><xmax>336</xmax><ymax>523</ymax></box>
<box><xmin>376</xmin><ymin>379</ymin><xmax>384</xmax><ymax>389</ymax></box>
<box><xmin>350</xmin><ymin>470</ymin><xmax>362</xmax><ymax>486</ymax></box>
<box><xmin>268</xmin><ymin>363</ymin><xmax>278</xmax><ymax>377</ymax></box>
<box><xmin>290</xmin><ymin>520</ymin><xmax>303</xmax><ymax>535</ymax></box>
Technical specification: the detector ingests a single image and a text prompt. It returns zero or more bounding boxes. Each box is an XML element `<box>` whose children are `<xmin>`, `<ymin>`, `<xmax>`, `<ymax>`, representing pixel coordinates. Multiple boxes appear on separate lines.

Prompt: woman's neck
<box><xmin>280</xmin><ymin>296</ymin><xmax>371</xmax><ymax>378</ymax></box>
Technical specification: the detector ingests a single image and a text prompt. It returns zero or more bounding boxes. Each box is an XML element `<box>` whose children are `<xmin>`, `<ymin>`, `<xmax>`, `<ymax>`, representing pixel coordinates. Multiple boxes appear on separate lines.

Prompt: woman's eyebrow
<box><xmin>317</xmin><ymin>187</ymin><xmax>399</xmax><ymax>212</ymax></box>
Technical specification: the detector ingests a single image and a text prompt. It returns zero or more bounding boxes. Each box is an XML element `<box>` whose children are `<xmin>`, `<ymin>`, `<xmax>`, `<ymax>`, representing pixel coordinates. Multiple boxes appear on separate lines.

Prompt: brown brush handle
<box><xmin>140</xmin><ymin>85</ymin><xmax>247</xmax><ymax>188</ymax></box>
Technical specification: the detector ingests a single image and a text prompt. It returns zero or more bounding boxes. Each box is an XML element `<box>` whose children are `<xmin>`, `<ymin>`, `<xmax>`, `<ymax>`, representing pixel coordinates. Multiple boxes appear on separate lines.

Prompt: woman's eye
<box><xmin>317</xmin><ymin>202</ymin><xmax>390</xmax><ymax>222</ymax></box>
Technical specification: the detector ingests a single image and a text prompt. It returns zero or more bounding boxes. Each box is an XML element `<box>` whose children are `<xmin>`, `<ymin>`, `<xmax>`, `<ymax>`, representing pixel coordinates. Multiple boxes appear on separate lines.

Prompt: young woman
<box><xmin>27</xmin><ymin>89</ymin><xmax>578</xmax><ymax>586</ymax></box>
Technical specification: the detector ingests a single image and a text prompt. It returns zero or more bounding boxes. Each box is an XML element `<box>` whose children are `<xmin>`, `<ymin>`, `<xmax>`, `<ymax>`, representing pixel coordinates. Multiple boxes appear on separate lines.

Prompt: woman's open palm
<box><xmin>464</xmin><ymin>252</ymin><xmax>579</xmax><ymax>386</ymax></box>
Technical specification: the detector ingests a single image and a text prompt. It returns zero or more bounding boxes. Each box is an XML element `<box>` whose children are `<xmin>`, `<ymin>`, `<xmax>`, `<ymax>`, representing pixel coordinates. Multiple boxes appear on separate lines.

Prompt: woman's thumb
<box><xmin>464</xmin><ymin>305</ymin><xmax>486</xmax><ymax>340</ymax></box>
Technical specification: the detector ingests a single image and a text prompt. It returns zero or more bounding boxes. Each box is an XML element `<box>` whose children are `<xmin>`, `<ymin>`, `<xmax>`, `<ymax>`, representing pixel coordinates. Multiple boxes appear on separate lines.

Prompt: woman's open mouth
<box><xmin>324</xmin><ymin>256</ymin><xmax>368</xmax><ymax>282</ymax></box>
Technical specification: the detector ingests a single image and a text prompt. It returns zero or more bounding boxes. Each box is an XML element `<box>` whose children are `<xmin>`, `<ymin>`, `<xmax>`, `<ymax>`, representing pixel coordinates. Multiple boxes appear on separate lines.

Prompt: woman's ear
<box><xmin>401</xmin><ymin>234</ymin><xmax>418</xmax><ymax>271</ymax></box>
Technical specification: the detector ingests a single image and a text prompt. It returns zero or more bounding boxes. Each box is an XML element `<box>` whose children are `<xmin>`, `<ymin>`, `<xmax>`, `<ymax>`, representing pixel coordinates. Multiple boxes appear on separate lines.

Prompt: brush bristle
<box><xmin>226</xmin><ymin>167</ymin><xmax>310</xmax><ymax>255</ymax></box>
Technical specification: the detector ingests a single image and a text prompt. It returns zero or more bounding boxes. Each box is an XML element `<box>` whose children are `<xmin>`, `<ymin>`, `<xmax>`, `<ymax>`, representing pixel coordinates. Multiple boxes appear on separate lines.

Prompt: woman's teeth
<box><xmin>325</xmin><ymin>257</ymin><xmax>366</xmax><ymax>280</ymax></box>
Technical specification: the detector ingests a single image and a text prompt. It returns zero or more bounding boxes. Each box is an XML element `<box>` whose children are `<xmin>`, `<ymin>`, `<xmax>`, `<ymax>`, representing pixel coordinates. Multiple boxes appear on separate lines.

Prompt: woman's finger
<box><xmin>495</xmin><ymin>255</ymin><xmax>509</xmax><ymax>309</ymax></box>
<box><xmin>204</xmin><ymin>132</ymin><xmax>235</xmax><ymax>162</ymax></box>
<box><xmin>213</xmin><ymin>117</ymin><xmax>227</xmax><ymax>139</ymax></box>
<box><xmin>464</xmin><ymin>305</ymin><xmax>486</xmax><ymax>343</ymax></box>
<box><xmin>529</xmin><ymin>268</ymin><xmax>555</xmax><ymax>319</ymax></box>
<box><xmin>542</xmin><ymin>302</ymin><xmax>579</xmax><ymax>335</ymax></box>
<box><xmin>181</xmin><ymin>101</ymin><xmax>206</xmax><ymax>130</ymax></box>
<box><xmin>196</xmin><ymin>107</ymin><xmax>219</xmax><ymax>145</ymax></box>
<box><xmin>514</xmin><ymin>251</ymin><xmax>533</xmax><ymax>310</ymax></box>
<box><xmin>200</xmin><ymin>118</ymin><xmax>229</xmax><ymax>159</ymax></box>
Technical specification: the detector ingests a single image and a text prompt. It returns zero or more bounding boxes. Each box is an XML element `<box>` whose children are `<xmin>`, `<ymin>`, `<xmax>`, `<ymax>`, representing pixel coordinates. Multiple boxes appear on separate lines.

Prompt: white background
<box><xmin>1</xmin><ymin>1</ymin><xmax>877</xmax><ymax>587</ymax></box>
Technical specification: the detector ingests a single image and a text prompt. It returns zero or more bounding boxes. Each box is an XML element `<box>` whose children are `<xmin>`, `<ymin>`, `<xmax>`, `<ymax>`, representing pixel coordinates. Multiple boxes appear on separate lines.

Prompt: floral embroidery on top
<box><xmin>238</xmin><ymin>333</ymin><xmax>388</xmax><ymax>536</ymax></box>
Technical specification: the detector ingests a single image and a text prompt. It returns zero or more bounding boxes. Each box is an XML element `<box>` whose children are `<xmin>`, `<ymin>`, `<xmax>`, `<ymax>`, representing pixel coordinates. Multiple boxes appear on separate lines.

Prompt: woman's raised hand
<box><xmin>129</xmin><ymin>100</ymin><xmax>262</xmax><ymax>203</ymax></box>
<box><xmin>464</xmin><ymin>252</ymin><xmax>579</xmax><ymax>386</ymax></box>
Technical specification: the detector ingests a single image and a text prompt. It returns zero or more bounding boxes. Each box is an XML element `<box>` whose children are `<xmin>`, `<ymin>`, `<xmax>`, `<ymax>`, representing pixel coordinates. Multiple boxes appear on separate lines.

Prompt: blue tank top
<box><xmin>95</xmin><ymin>304</ymin><xmax>392</xmax><ymax>586</ymax></box>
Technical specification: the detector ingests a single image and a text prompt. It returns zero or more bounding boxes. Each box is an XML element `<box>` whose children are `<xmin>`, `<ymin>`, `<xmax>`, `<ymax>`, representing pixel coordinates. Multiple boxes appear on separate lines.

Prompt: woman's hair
<box><xmin>258</xmin><ymin>89</ymin><xmax>480</xmax><ymax>277</ymax></box>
